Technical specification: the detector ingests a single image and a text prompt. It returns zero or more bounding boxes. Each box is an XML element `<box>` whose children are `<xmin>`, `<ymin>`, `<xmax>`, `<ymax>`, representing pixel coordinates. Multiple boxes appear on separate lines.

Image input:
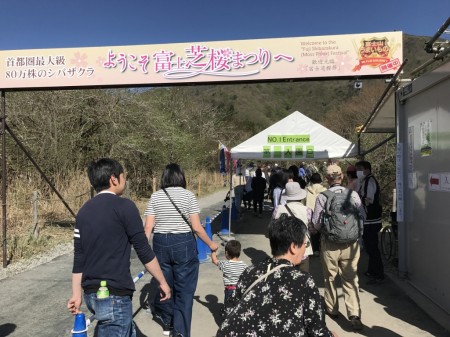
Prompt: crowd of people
<box><xmin>68</xmin><ymin>157</ymin><xmax>383</xmax><ymax>337</ymax></box>
<box><xmin>222</xmin><ymin>160</ymin><xmax>383</xmax><ymax>335</ymax></box>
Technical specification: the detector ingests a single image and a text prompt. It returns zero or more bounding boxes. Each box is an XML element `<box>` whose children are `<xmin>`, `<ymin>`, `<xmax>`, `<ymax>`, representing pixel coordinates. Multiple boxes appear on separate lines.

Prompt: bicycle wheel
<box><xmin>381</xmin><ymin>225</ymin><xmax>393</xmax><ymax>261</ymax></box>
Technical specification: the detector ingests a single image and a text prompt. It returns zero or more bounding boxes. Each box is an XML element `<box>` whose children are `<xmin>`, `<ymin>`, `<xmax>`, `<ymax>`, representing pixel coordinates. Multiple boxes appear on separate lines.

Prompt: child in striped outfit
<box><xmin>211</xmin><ymin>240</ymin><xmax>248</xmax><ymax>305</ymax></box>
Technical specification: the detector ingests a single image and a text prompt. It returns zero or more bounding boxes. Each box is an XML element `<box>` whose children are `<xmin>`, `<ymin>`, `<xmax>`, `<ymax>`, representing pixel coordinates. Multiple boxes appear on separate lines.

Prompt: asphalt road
<box><xmin>1</xmin><ymin>187</ymin><xmax>449</xmax><ymax>337</ymax></box>
<box><xmin>0</xmin><ymin>188</ymin><xmax>228</xmax><ymax>337</ymax></box>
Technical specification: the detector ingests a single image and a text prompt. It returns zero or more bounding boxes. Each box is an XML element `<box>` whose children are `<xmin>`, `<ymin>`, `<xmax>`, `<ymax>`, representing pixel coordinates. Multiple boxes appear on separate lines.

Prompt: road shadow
<box><xmin>362</xmin><ymin>277</ymin><xmax>450</xmax><ymax>337</ymax></box>
<box><xmin>194</xmin><ymin>294</ymin><xmax>223</xmax><ymax>327</ymax></box>
<box><xmin>242</xmin><ymin>247</ymin><xmax>270</xmax><ymax>265</ymax></box>
<box><xmin>210</xmin><ymin>201</ymin><xmax>273</xmax><ymax>236</ymax></box>
<box><xmin>138</xmin><ymin>278</ymin><xmax>159</xmax><ymax>315</ymax></box>
<box><xmin>0</xmin><ymin>323</ymin><xmax>16</xmax><ymax>336</ymax></box>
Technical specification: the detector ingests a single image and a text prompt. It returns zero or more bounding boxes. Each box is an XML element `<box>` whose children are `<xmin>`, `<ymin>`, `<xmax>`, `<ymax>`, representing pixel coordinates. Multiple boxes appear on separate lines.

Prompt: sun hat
<box><xmin>282</xmin><ymin>182</ymin><xmax>306</xmax><ymax>201</ymax></box>
<box><xmin>326</xmin><ymin>164</ymin><xmax>342</xmax><ymax>178</ymax></box>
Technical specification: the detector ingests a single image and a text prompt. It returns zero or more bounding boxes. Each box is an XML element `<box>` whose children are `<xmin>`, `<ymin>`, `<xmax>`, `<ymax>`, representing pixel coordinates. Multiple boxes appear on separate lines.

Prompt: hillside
<box><xmin>139</xmin><ymin>34</ymin><xmax>444</xmax><ymax>149</ymax></box>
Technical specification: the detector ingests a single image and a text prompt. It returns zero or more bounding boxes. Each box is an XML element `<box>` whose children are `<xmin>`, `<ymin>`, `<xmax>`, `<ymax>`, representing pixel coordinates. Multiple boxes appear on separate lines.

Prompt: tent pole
<box><xmin>1</xmin><ymin>91</ymin><xmax>7</xmax><ymax>268</ymax></box>
<box><xmin>228</xmin><ymin>163</ymin><xmax>232</xmax><ymax>238</ymax></box>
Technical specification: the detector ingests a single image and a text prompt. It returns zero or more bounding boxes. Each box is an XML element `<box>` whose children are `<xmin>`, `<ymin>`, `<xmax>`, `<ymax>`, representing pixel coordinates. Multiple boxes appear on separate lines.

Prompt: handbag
<box><xmin>162</xmin><ymin>188</ymin><xmax>198</xmax><ymax>252</ymax></box>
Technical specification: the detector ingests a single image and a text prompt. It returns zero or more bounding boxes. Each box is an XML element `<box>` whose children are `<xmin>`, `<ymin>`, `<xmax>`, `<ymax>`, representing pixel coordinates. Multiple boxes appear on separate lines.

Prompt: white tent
<box><xmin>222</xmin><ymin>111</ymin><xmax>358</xmax><ymax>239</ymax></box>
<box><xmin>231</xmin><ymin>111</ymin><xmax>358</xmax><ymax>160</ymax></box>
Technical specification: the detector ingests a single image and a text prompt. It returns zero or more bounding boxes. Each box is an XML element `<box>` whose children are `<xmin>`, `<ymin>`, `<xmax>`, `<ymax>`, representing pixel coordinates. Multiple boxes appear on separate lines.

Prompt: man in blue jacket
<box><xmin>68</xmin><ymin>158</ymin><xmax>170</xmax><ymax>337</ymax></box>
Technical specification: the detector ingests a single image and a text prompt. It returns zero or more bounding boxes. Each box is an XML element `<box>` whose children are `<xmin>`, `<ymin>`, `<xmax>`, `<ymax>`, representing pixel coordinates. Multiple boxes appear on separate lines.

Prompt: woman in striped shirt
<box><xmin>144</xmin><ymin>163</ymin><xmax>219</xmax><ymax>337</ymax></box>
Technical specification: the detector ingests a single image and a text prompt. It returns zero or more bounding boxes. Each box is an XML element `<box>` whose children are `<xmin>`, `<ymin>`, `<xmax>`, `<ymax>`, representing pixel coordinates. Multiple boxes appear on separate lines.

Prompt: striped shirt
<box><xmin>144</xmin><ymin>187</ymin><xmax>200</xmax><ymax>234</ymax></box>
<box><xmin>217</xmin><ymin>260</ymin><xmax>248</xmax><ymax>286</ymax></box>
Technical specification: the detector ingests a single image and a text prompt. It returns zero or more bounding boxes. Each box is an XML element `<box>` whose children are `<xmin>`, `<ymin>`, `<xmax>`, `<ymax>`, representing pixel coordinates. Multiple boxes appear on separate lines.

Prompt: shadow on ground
<box><xmin>194</xmin><ymin>294</ymin><xmax>223</xmax><ymax>327</ymax></box>
<box><xmin>0</xmin><ymin>323</ymin><xmax>16</xmax><ymax>337</ymax></box>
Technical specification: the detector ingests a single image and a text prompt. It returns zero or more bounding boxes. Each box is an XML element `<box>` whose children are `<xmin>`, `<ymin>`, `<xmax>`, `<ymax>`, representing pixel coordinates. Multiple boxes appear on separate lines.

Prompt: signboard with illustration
<box><xmin>0</xmin><ymin>31</ymin><xmax>402</xmax><ymax>90</ymax></box>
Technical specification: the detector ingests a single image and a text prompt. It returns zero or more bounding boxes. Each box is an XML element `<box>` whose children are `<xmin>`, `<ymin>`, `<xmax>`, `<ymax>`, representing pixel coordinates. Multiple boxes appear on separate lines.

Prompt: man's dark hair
<box><xmin>355</xmin><ymin>160</ymin><xmax>372</xmax><ymax>171</ymax></box>
<box><xmin>225</xmin><ymin>240</ymin><xmax>241</xmax><ymax>258</ymax></box>
<box><xmin>268</xmin><ymin>214</ymin><xmax>307</xmax><ymax>257</ymax></box>
<box><xmin>269</xmin><ymin>169</ymin><xmax>288</xmax><ymax>189</ymax></box>
<box><xmin>160</xmin><ymin>163</ymin><xmax>187</xmax><ymax>189</ymax></box>
<box><xmin>310</xmin><ymin>172</ymin><xmax>322</xmax><ymax>184</ymax></box>
<box><xmin>255</xmin><ymin>168</ymin><xmax>262</xmax><ymax>177</ymax></box>
<box><xmin>288</xmin><ymin>165</ymin><xmax>299</xmax><ymax>180</ymax></box>
<box><xmin>87</xmin><ymin>158</ymin><xmax>124</xmax><ymax>193</ymax></box>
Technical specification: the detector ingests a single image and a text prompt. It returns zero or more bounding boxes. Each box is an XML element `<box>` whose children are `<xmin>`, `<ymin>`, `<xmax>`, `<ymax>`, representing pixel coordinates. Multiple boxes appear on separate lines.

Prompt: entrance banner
<box><xmin>0</xmin><ymin>31</ymin><xmax>402</xmax><ymax>89</ymax></box>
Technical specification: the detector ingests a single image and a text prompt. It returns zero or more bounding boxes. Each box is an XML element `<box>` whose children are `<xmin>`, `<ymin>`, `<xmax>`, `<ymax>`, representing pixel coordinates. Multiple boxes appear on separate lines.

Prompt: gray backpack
<box><xmin>321</xmin><ymin>188</ymin><xmax>361</xmax><ymax>244</ymax></box>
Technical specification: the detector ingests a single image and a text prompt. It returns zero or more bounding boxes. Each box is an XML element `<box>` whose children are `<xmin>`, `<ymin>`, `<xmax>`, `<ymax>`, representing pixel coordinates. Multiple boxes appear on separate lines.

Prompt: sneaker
<box><xmin>154</xmin><ymin>313</ymin><xmax>171</xmax><ymax>336</ymax></box>
<box><xmin>162</xmin><ymin>323</ymin><xmax>171</xmax><ymax>336</ymax></box>
<box><xmin>349</xmin><ymin>315</ymin><xmax>363</xmax><ymax>330</ymax></box>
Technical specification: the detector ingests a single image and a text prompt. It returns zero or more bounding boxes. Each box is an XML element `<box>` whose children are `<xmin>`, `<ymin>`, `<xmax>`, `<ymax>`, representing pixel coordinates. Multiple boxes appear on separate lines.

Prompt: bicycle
<box><xmin>380</xmin><ymin>212</ymin><xmax>398</xmax><ymax>263</ymax></box>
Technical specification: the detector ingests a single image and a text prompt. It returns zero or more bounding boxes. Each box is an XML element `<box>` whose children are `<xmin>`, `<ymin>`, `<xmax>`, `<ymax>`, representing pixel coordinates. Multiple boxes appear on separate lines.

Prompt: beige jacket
<box><xmin>304</xmin><ymin>183</ymin><xmax>327</xmax><ymax>210</ymax></box>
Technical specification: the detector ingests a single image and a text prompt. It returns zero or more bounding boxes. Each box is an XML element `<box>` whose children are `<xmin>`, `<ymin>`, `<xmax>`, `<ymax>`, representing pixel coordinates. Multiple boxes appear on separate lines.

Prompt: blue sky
<box><xmin>1</xmin><ymin>0</ymin><xmax>449</xmax><ymax>51</ymax></box>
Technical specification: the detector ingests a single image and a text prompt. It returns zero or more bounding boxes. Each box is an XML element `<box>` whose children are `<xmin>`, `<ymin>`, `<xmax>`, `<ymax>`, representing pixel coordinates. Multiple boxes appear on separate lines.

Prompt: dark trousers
<box><xmin>362</xmin><ymin>223</ymin><xmax>384</xmax><ymax>278</ymax></box>
<box><xmin>253</xmin><ymin>198</ymin><xmax>263</xmax><ymax>214</ymax></box>
<box><xmin>311</xmin><ymin>232</ymin><xmax>321</xmax><ymax>252</ymax></box>
<box><xmin>153</xmin><ymin>233</ymin><xmax>199</xmax><ymax>337</ymax></box>
<box><xmin>243</xmin><ymin>191</ymin><xmax>253</xmax><ymax>209</ymax></box>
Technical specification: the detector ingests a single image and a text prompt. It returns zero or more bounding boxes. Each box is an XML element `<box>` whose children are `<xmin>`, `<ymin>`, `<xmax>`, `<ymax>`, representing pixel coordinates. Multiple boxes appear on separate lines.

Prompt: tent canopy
<box><xmin>231</xmin><ymin>111</ymin><xmax>358</xmax><ymax>160</ymax></box>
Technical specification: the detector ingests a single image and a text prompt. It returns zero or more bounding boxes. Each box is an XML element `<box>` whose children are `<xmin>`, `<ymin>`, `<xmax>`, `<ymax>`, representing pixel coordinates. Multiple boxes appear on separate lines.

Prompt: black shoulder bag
<box><xmin>162</xmin><ymin>188</ymin><xmax>198</xmax><ymax>252</ymax></box>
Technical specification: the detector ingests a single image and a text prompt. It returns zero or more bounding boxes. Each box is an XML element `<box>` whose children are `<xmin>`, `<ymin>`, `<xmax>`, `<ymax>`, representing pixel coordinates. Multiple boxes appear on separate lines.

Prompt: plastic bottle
<box><xmin>96</xmin><ymin>280</ymin><xmax>109</xmax><ymax>299</ymax></box>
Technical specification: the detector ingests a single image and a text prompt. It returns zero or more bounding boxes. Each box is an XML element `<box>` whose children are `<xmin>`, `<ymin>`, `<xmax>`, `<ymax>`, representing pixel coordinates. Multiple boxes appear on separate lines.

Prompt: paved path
<box><xmin>0</xmin><ymin>188</ymin><xmax>449</xmax><ymax>337</ymax></box>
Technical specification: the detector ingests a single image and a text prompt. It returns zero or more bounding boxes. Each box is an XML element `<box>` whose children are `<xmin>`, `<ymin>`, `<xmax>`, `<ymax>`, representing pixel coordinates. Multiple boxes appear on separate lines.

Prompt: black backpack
<box><xmin>321</xmin><ymin>188</ymin><xmax>362</xmax><ymax>244</ymax></box>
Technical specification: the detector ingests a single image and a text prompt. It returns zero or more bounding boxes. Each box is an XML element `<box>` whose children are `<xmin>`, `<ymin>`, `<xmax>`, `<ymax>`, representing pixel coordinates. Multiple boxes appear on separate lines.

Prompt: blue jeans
<box><xmin>224</xmin><ymin>288</ymin><xmax>235</xmax><ymax>304</ymax></box>
<box><xmin>84</xmin><ymin>292</ymin><xmax>135</xmax><ymax>337</ymax></box>
<box><xmin>153</xmin><ymin>233</ymin><xmax>199</xmax><ymax>337</ymax></box>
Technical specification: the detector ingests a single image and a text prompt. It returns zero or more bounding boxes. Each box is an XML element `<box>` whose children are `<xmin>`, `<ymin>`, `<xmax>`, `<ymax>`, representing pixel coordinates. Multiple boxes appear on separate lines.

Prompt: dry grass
<box><xmin>1</xmin><ymin>170</ymin><xmax>225</xmax><ymax>265</ymax></box>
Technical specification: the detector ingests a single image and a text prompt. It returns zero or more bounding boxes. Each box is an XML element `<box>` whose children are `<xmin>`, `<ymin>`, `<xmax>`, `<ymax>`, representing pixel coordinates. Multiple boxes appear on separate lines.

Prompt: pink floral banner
<box><xmin>0</xmin><ymin>32</ymin><xmax>402</xmax><ymax>89</ymax></box>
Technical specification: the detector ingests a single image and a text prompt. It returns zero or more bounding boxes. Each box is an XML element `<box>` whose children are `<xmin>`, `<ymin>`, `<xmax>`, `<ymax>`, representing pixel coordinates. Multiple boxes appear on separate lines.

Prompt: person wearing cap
<box><xmin>312</xmin><ymin>164</ymin><xmax>366</xmax><ymax>330</ymax></box>
<box><xmin>274</xmin><ymin>181</ymin><xmax>313</xmax><ymax>272</ymax></box>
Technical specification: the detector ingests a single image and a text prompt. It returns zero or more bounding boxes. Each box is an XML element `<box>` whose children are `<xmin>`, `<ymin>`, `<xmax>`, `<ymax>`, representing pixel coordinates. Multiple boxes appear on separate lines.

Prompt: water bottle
<box><xmin>97</xmin><ymin>280</ymin><xmax>109</xmax><ymax>299</ymax></box>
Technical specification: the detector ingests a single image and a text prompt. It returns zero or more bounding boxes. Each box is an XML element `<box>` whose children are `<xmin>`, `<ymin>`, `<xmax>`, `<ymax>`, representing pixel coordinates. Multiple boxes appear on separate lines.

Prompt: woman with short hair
<box><xmin>217</xmin><ymin>214</ymin><xmax>337</xmax><ymax>337</ymax></box>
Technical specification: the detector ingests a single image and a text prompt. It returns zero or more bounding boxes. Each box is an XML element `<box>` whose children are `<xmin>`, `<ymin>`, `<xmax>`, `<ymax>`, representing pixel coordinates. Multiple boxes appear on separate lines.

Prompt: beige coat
<box><xmin>304</xmin><ymin>183</ymin><xmax>327</xmax><ymax>210</ymax></box>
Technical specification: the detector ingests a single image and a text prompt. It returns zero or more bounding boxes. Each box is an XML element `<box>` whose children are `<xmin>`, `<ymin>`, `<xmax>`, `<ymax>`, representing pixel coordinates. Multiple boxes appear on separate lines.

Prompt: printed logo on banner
<box><xmin>353</xmin><ymin>36</ymin><xmax>399</xmax><ymax>72</ymax></box>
